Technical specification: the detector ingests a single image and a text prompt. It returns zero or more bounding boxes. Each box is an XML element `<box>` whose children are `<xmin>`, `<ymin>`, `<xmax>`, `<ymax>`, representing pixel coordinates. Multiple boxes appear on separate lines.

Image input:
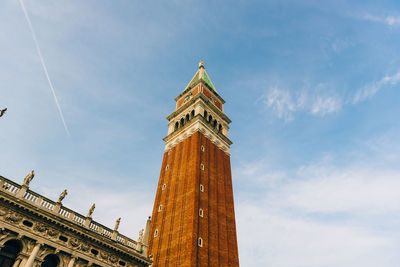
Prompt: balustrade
<box><xmin>0</xmin><ymin>175</ymin><xmax>142</xmax><ymax>253</ymax></box>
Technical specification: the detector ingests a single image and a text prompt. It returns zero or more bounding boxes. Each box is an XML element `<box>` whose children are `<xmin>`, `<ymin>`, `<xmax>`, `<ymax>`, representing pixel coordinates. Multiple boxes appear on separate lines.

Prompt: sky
<box><xmin>1</xmin><ymin>0</ymin><xmax>400</xmax><ymax>266</ymax></box>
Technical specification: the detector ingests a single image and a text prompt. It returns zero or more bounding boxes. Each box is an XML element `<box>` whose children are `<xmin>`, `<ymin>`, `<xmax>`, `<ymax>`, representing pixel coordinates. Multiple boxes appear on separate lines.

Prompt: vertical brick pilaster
<box><xmin>198</xmin><ymin>133</ymin><xmax>209</xmax><ymax>265</ymax></box>
<box><xmin>224</xmin><ymin>153</ymin><xmax>239</xmax><ymax>266</ymax></box>
<box><xmin>207</xmin><ymin>137</ymin><xmax>219</xmax><ymax>267</ymax></box>
<box><xmin>217</xmin><ymin>148</ymin><xmax>229</xmax><ymax>266</ymax></box>
<box><xmin>149</xmin><ymin>132</ymin><xmax>239</xmax><ymax>267</ymax></box>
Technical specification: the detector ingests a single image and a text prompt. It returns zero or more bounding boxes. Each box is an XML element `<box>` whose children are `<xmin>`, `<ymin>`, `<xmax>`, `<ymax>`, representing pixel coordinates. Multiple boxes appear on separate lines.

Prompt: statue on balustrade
<box><xmin>57</xmin><ymin>189</ymin><xmax>68</xmax><ymax>204</ymax></box>
<box><xmin>114</xmin><ymin>218</ymin><xmax>121</xmax><ymax>231</ymax></box>
<box><xmin>138</xmin><ymin>229</ymin><xmax>144</xmax><ymax>244</ymax></box>
<box><xmin>23</xmin><ymin>170</ymin><xmax>34</xmax><ymax>186</ymax></box>
<box><xmin>87</xmin><ymin>203</ymin><xmax>95</xmax><ymax>218</ymax></box>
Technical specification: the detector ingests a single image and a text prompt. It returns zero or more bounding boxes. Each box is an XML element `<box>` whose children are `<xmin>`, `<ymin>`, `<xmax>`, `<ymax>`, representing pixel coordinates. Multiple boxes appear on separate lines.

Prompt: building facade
<box><xmin>0</xmin><ymin>174</ymin><xmax>152</xmax><ymax>267</ymax></box>
<box><xmin>148</xmin><ymin>62</ymin><xmax>239</xmax><ymax>266</ymax></box>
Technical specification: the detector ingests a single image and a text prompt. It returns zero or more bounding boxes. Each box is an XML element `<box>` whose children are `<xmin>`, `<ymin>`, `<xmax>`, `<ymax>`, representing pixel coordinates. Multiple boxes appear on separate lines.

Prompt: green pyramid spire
<box><xmin>184</xmin><ymin>61</ymin><xmax>217</xmax><ymax>93</ymax></box>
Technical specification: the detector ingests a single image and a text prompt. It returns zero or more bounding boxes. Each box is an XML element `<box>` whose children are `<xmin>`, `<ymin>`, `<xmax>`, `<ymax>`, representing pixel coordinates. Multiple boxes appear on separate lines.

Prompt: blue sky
<box><xmin>1</xmin><ymin>0</ymin><xmax>400</xmax><ymax>266</ymax></box>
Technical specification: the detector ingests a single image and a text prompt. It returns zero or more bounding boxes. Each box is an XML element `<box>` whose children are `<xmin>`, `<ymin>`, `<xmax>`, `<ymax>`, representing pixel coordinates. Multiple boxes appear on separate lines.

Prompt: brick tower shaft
<box><xmin>149</xmin><ymin>62</ymin><xmax>239</xmax><ymax>267</ymax></box>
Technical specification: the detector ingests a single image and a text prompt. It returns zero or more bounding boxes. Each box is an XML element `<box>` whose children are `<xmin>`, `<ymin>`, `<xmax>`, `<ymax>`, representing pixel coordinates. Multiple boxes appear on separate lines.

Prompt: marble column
<box><xmin>24</xmin><ymin>243</ymin><xmax>41</xmax><ymax>267</ymax></box>
<box><xmin>12</xmin><ymin>258</ymin><xmax>22</xmax><ymax>267</ymax></box>
<box><xmin>67</xmin><ymin>256</ymin><xmax>77</xmax><ymax>267</ymax></box>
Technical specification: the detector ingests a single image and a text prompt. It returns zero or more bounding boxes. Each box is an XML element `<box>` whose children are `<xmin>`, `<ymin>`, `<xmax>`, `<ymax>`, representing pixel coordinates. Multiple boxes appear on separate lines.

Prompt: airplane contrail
<box><xmin>19</xmin><ymin>0</ymin><xmax>70</xmax><ymax>136</ymax></box>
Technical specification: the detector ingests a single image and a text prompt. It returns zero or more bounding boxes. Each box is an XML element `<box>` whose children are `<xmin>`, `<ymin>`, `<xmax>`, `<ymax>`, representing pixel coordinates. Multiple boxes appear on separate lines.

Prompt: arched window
<box><xmin>0</xmin><ymin>239</ymin><xmax>22</xmax><ymax>267</ymax></box>
<box><xmin>213</xmin><ymin>120</ymin><xmax>217</xmax><ymax>128</ymax></box>
<box><xmin>203</xmin><ymin>110</ymin><xmax>207</xmax><ymax>118</ymax></box>
<box><xmin>180</xmin><ymin>118</ymin><xmax>185</xmax><ymax>127</ymax></box>
<box><xmin>185</xmin><ymin>114</ymin><xmax>190</xmax><ymax>122</ymax></box>
<box><xmin>175</xmin><ymin>121</ymin><xmax>179</xmax><ymax>130</ymax></box>
<box><xmin>208</xmin><ymin>115</ymin><xmax>212</xmax><ymax>123</ymax></box>
<box><xmin>191</xmin><ymin>110</ymin><xmax>195</xmax><ymax>118</ymax></box>
<box><xmin>218</xmin><ymin>124</ymin><xmax>222</xmax><ymax>133</ymax></box>
<box><xmin>41</xmin><ymin>254</ymin><xmax>60</xmax><ymax>267</ymax></box>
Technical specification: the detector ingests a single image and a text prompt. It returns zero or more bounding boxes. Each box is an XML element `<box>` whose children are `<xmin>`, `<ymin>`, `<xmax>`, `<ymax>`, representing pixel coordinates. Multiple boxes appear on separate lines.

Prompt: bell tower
<box><xmin>148</xmin><ymin>62</ymin><xmax>239</xmax><ymax>267</ymax></box>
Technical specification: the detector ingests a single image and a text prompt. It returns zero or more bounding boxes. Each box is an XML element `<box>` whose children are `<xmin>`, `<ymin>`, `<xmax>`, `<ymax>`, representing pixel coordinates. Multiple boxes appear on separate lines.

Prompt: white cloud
<box><xmin>237</xmin><ymin>204</ymin><xmax>394</xmax><ymax>267</ymax></box>
<box><xmin>262</xmin><ymin>87</ymin><xmax>298</xmax><ymax>122</ymax></box>
<box><xmin>353</xmin><ymin>70</ymin><xmax>400</xmax><ymax>103</ymax></box>
<box><xmin>280</xmin><ymin>166</ymin><xmax>400</xmax><ymax>215</ymax></box>
<box><xmin>362</xmin><ymin>13</ymin><xmax>400</xmax><ymax>26</ymax></box>
<box><xmin>310</xmin><ymin>95</ymin><xmax>342</xmax><ymax>116</ymax></box>
<box><xmin>261</xmin><ymin>85</ymin><xmax>342</xmax><ymax>121</ymax></box>
<box><xmin>263</xmin><ymin>70</ymin><xmax>400</xmax><ymax>121</ymax></box>
<box><xmin>235</xmin><ymin>133</ymin><xmax>400</xmax><ymax>267</ymax></box>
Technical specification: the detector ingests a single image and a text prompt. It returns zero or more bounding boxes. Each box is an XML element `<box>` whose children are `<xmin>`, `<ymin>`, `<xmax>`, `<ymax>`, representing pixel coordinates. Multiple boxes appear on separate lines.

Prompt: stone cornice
<box><xmin>163</xmin><ymin>115</ymin><xmax>232</xmax><ymax>154</ymax></box>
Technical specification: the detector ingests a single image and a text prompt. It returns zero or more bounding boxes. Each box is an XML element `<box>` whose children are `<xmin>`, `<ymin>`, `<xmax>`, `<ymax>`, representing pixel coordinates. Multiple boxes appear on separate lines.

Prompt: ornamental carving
<box><xmin>34</xmin><ymin>223</ymin><xmax>47</xmax><ymax>233</ymax></box>
<box><xmin>5</xmin><ymin>212</ymin><xmax>22</xmax><ymax>223</ymax></box>
<box><xmin>69</xmin><ymin>238</ymin><xmax>80</xmax><ymax>247</ymax></box>
<box><xmin>100</xmin><ymin>251</ymin><xmax>109</xmax><ymax>260</ymax></box>
<box><xmin>109</xmin><ymin>255</ymin><xmax>118</xmax><ymax>263</ymax></box>
<box><xmin>0</xmin><ymin>207</ymin><xmax>7</xmax><ymax>216</ymax></box>
<box><xmin>47</xmin><ymin>228</ymin><xmax>58</xmax><ymax>237</ymax></box>
<box><xmin>0</xmin><ymin>229</ymin><xmax>10</xmax><ymax>242</ymax></box>
<box><xmin>81</xmin><ymin>243</ymin><xmax>90</xmax><ymax>252</ymax></box>
<box><xmin>38</xmin><ymin>247</ymin><xmax>52</xmax><ymax>258</ymax></box>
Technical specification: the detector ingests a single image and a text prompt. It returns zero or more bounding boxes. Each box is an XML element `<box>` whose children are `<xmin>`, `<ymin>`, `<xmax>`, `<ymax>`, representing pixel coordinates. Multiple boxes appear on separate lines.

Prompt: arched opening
<box><xmin>185</xmin><ymin>114</ymin><xmax>190</xmax><ymax>122</ymax></box>
<box><xmin>0</xmin><ymin>239</ymin><xmax>22</xmax><ymax>267</ymax></box>
<box><xmin>175</xmin><ymin>121</ymin><xmax>179</xmax><ymax>130</ymax></box>
<box><xmin>41</xmin><ymin>254</ymin><xmax>60</xmax><ymax>267</ymax></box>
<box><xmin>180</xmin><ymin>118</ymin><xmax>185</xmax><ymax>127</ymax></box>
<box><xmin>203</xmin><ymin>110</ymin><xmax>207</xmax><ymax>118</ymax></box>
<box><xmin>213</xmin><ymin>120</ymin><xmax>217</xmax><ymax>128</ymax></box>
<box><xmin>218</xmin><ymin>124</ymin><xmax>222</xmax><ymax>133</ymax></box>
<box><xmin>191</xmin><ymin>110</ymin><xmax>195</xmax><ymax>118</ymax></box>
<box><xmin>208</xmin><ymin>115</ymin><xmax>212</xmax><ymax>123</ymax></box>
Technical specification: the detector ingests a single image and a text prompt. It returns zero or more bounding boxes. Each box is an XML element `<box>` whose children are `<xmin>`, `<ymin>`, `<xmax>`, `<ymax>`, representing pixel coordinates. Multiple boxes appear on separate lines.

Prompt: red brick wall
<box><xmin>176</xmin><ymin>85</ymin><xmax>223</xmax><ymax>111</ymax></box>
<box><xmin>149</xmin><ymin>132</ymin><xmax>239</xmax><ymax>267</ymax></box>
<box><xmin>201</xmin><ymin>87</ymin><xmax>223</xmax><ymax>111</ymax></box>
<box><xmin>176</xmin><ymin>87</ymin><xmax>201</xmax><ymax>109</ymax></box>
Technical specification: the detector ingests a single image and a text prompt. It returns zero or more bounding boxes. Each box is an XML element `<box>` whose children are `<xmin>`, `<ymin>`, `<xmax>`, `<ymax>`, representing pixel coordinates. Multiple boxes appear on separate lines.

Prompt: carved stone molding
<box><xmin>47</xmin><ymin>228</ymin><xmax>58</xmax><ymax>237</ymax></box>
<box><xmin>34</xmin><ymin>223</ymin><xmax>47</xmax><ymax>233</ymax></box>
<box><xmin>109</xmin><ymin>255</ymin><xmax>118</xmax><ymax>263</ymax></box>
<box><xmin>0</xmin><ymin>207</ymin><xmax>8</xmax><ymax>216</ymax></box>
<box><xmin>0</xmin><ymin>229</ymin><xmax>12</xmax><ymax>243</ymax></box>
<box><xmin>100</xmin><ymin>251</ymin><xmax>109</xmax><ymax>260</ymax></box>
<box><xmin>81</xmin><ymin>243</ymin><xmax>90</xmax><ymax>252</ymax></box>
<box><xmin>69</xmin><ymin>238</ymin><xmax>80</xmax><ymax>248</ymax></box>
<box><xmin>5</xmin><ymin>212</ymin><xmax>22</xmax><ymax>223</ymax></box>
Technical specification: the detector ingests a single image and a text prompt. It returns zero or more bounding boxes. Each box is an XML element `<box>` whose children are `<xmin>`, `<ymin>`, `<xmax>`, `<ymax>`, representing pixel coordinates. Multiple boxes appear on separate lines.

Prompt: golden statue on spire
<box><xmin>199</xmin><ymin>61</ymin><xmax>204</xmax><ymax>68</ymax></box>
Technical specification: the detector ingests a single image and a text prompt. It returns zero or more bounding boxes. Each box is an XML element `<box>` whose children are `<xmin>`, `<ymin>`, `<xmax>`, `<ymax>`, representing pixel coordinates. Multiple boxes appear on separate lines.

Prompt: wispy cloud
<box><xmin>261</xmin><ymin>85</ymin><xmax>342</xmax><ymax>122</ymax></box>
<box><xmin>263</xmin><ymin>69</ymin><xmax>400</xmax><ymax>121</ymax></box>
<box><xmin>353</xmin><ymin>70</ymin><xmax>400</xmax><ymax>103</ymax></box>
<box><xmin>235</xmin><ymin>133</ymin><xmax>400</xmax><ymax>267</ymax></box>
<box><xmin>362</xmin><ymin>13</ymin><xmax>400</xmax><ymax>26</ymax></box>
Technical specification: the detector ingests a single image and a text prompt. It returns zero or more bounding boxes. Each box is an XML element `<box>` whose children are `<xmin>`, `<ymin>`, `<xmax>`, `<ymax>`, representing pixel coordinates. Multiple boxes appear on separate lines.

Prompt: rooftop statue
<box><xmin>114</xmin><ymin>217</ymin><xmax>121</xmax><ymax>231</ymax></box>
<box><xmin>87</xmin><ymin>203</ymin><xmax>95</xmax><ymax>218</ymax></box>
<box><xmin>57</xmin><ymin>189</ymin><xmax>68</xmax><ymax>204</ymax></box>
<box><xmin>23</xmin><ymin>170</ymin><xmax>34</xmax><ymax>186</ymax></box>
<box><xmin>138</xmin><ymin>229</ymin><xmax>144</xmax><ymax>244</ymax></box>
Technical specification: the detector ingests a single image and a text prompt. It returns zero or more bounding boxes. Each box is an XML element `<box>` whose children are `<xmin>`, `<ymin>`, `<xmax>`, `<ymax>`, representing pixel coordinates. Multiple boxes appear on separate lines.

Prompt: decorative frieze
<box><xmin>0</xmin><ymin>175</ymin><xmax>152</xmax><ymax>267</ymax></box>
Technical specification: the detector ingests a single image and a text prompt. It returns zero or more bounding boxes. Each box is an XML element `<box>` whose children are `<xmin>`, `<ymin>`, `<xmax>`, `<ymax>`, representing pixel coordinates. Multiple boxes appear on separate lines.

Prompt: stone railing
<box><xmin>0</xmin><ymin>175</ymin><xmax>148</xmax><ymax>255</ymax></box>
